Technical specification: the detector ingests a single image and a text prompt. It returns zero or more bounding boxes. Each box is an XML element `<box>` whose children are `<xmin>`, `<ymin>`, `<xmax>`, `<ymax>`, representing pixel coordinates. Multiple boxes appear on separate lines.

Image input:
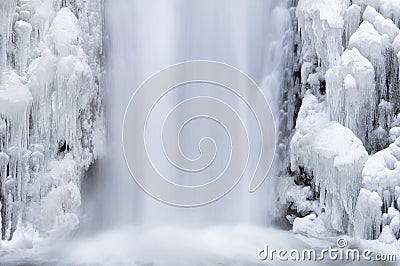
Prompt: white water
<box><xmin>76</xmin><ymin>1</ymin><xmax>294</xmax><ymax>264</ymax></box>
<box><xmin>84</xmin><ymin>0</ymin><xmax>290</xmax><ymax>230</ymax></box>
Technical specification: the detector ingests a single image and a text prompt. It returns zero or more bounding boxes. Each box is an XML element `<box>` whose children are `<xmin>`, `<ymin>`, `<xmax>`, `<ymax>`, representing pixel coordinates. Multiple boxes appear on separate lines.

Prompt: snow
<box><xmin>380</xmin><ymin>0</ymin><xmax>400</xmax><ymax>24</ymax></box>
<box><xmin>293</xmin><ymin>213</ymin><xmax>331</xmax><ymax>238</ymax></box>
<box><xmin>379</xmin><ymin>225</ymin><xmax>397</xmax><ymax>244</ymax></box>
<box><xmin>326</xmin><ymin>47</ymin><xmax>375</xmax><ymax>146</ymax></box>
<box><xmin>14</xmin><ymin>20</ymin><xmax>32</xmax><ymax>75</ymax></box>
<box><xmin>48</xmin><ymin>8</ymin><xmax>82</xmax><ymax>57</ymax></box>
<box><xmin>0</xmin><ymin>72</ymin><xmax>32</xmax><ymax>118</ymax></box>
<box><xmin>353</xmin><ymin>0</ymin><xmax>381</xmax><ymax>9</ymax></box>
<box><xmin>394</xmin><ymin>34</ymin><xmax>400</xmax><ymax>53</ymax></box>
<box><xmin>296</xmin><ymin>0</ymin><xmax>347</xmax><ymax>70</ymax></box>
<box><xmin>347</xmin><ymin>16</ymin><xmax>399</xmax><ymax>149</ymax></box>
<box><xmin>363</xmin><ymin>6</ymin><xmax>399</xmax><ymax>42</ymax></box>
<box><xmin>290</xmin><ymin>92</ymin><xmax>368</xmax><ymax>233</ymax></box>
<box><xmin>344</xmin><ymin>4</ymin><xmax>362</xmax><ymax>47</ymax></box>
<box><xmin>349</xmin><ymin>21</ymin><xmax>389</xmax><ymax>63</ymax></box>
<box><xmin>293</xmin><ymin>0</ymin><xmax>400</xmax><ymax>250</ymax></box>
<box><xmin>0</xmin><ymin>0</ymin><xmax>17</xmax><ymax>73</ymax></box>
<box><xmin>354</xmin><ymin>188</ymin><xmax>382</xmax><ymax>239</ymax></box>
<box><xmin>362</xmin><ymin>136</ymin><xmax>400</xmax><ymax>192</ymax></box>
<box><xmin>297</xmin><ymin>0</ymin><xmax>346</xmax><ymax>28</ymax></box>
<box><xmin>0</xmin><ymin>0</ymin><xmax>103</xmax><ymax>246</ymax></box>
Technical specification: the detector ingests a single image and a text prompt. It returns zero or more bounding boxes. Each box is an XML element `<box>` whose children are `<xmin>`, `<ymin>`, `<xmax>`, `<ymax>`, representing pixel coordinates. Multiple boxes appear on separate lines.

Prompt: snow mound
<box><xmin>363</xmin><ymin>6</ymin><xmax>399</xmax><ymax>42</ymax></box>
<box><xmin>0</xmin><ymin>71</ymin><xmax>32</xmax><ymax>118</ymax></box>
<box><xmin>293</xmin><ymin>213</ymin><xmax>331</xmax><ymax>238</ymax></box>
<box><xmin>379</xmin><ymin>0</ymin><xmax>400</xmax><ymax>24</ymax></box>
<box><xmin>48</xmin><ymin>8</ymin><xmax>82</xmax><ymax>56</ymax></box>
<box><xmin>354</xmin><ymin>188</ymin><xmax>382</xmax><ymax>239</ymax></box>
<box><xmin>349</xmin><ymin>21</ymin><xmax>389</xmax><ymax>63</ymax></box>
<box><xmin>354</xmin><ymin>127</ymin><xmax>400</xmax><ymax>241</ymax></box>
<box><xmin>0</xmin><ymin>0</ymin><xmax>17</xmax><ymax>73</ymax></box>
<box><xmin>291</xmin><ymin>92</ymin><xmax>368</xmax><ymax>233</ymax></box>
<box><xmin>363</xmin><ymin>137</ymin><xmax>400</xmax><ymax>192</ymax></box>
<box><xmin>344</xmin><ymin>4</ymin><xmax>362</xmax><ymax>47</ymax></box>
<box><xmin>296</xmin><ymin>0</ymin><xmax>347</xmax><ymax>70</ymax></box>
<box><xmin>326</xmin><ymin>47</ymin><xmax>375</xmax><ymax>146</ymax></box>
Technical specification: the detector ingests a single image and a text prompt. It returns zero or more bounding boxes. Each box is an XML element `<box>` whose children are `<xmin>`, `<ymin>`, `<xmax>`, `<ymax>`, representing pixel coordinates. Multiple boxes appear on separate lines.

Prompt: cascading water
<box><xmin>90</xmin><ymin>0</ymin><xmax>290</xmax><ymax>229</ymax></box>
<box><xmin>0</xmin><ymin>1</ymin><xmax>318</xmax><ymax>265</ymax></box>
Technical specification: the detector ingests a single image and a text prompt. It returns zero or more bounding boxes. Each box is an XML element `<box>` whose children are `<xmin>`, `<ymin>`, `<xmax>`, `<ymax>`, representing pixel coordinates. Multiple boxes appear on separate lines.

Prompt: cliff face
<box><xmin>0</xmin><ymin>0</ymin><xmax>103</xmax><ymax>244</ymax></box>
<box><xmin>281</xmin><ymin>0</ymin><xmax>400</xmax><ymax>242</ymax></box>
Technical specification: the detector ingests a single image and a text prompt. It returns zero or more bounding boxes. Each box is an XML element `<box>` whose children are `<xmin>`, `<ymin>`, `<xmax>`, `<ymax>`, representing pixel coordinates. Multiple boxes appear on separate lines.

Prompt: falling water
<box><xmin>76</xmin><ymin>0</ymin><xmax>302</xmax><ymax>264</ymax></box>
<box><xmin>86</xmin><ymin>0</ymin><xmax>291</xmax><ymax>229</ymax></box>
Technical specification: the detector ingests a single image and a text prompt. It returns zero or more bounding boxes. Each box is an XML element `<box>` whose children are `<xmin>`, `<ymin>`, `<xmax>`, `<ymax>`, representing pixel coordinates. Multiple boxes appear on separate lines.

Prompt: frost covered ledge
<box><xmin>0</xmin><ymin>1</ymin><xmax>103</xmax><ymax>247</ymax></box>
<box><xmin>283</xmin><ymin>0</ymin><xmax>400</xmax><ymax>245</ymax></box>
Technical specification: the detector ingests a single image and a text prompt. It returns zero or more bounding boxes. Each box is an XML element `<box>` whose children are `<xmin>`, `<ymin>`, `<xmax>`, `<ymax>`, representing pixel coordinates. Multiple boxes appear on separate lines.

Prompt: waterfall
<box><xmin>83</xmin><ymin>0</ymin><xmax>290</xmax><ymax>230</ymax></box>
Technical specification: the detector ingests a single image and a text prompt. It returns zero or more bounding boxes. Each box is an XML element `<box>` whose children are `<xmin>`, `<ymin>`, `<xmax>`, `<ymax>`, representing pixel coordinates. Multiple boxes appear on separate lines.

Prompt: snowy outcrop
<box><xmin>348</xmin><ymin>7</ymin><xmax>400</xmax><ymax>150</ymax></box>
<box><xmin>296</xmin><ymin>0</ymin><xmax>347</xmax><ymax>71</ymax></box>
<box><xmin>349</xmin><ymin>20</ymin><xmax>389</xmax><ymax>64</ymax></box>
<box><xmin>354</xmin><ymin>188</ymin><xmax>382</xmax><ymax>239</ymax></box>
<box><xmin>293</xmin><ymin>213</ymin><xmax>331</xmax><ymax>238</ymax></box>
<box><xmin>0</xmin><ymin>1</ymin><xmax>17</xmax><ymax>73</ymax></box>
<box><xmin>326</xmin><ymin>47</ymin><xmax>375</xmax><ymax>146</ymax></box>
<box><xmin>353</xmin><ymin>0</ymin><xmax>400</xmax><ymax>25</ymax></box>
<box><xmin>355</xmin><ymin>135</ymin><xmax>400</xmax><ymax>240</ymax></box>
<box><xmin>344</xmin><ymin>4</ymin><xmax>362</xmax><ymax>48</ymax></box>
<box><xmin>290</xmin><ymin>92</ymin><xmax>368</xmax><ymax>233</ymax></box>
<box><xmin>0</xmin><ymin>0</ymin><xmax>103</xmax><ymax>244</ymax></box>
<box><xmin>291</xmin><ymin>0</ymin><xmax>400</xmax><ymax>243</ymax></box>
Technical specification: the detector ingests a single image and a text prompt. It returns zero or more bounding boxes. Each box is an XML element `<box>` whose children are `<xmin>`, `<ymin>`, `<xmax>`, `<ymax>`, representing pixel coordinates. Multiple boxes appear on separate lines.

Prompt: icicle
<box><xmin>344</xmin><ymin>4</ymin><xmax>362</xmax><ymax>48</ymax></box>
<box><xmin>379</xmin><ymin>0</ymin><xmax>400</xmax><ymax>25</ymax></box>
<box><xmin>290</xmin><ymin>92</ymin><xmax>368</xmax><ymax>233</ymax></box>
<box><xmin>354</xmin><ymin>188</ymin><xmax>382</xmax><ymax>239</ymax></box>
<box><xmin>14</xmin><ymin>20</ymin><xmax>32</xmax><ymax>75</ymax></box>
<box><xmin>363</xmin><ymin>6</ymin><xmax>399</xmax><ymax>42</ymax></box>
<box><xmin>0</xmin><ymin>1</ymin><xmax>103</xmax><ymax>241</ymax></box>
<box><xmin>296</xmin><ymin>0</ymin><xmax>347</xmax><ymax>71</ymax></box>
<box><xmin>326</xmin><ymin>47</ymin><xmax>376</xmax><ymax>147</ymax></box>
<box><xmin>0</xmin><ymin>0</ymin><xmax>17</xmax><ymax>74</ymax></box>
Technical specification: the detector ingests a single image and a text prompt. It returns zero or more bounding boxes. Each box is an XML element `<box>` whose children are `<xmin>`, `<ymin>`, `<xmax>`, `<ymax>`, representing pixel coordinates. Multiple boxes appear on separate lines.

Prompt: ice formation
<box><xmin>287</xmin><ymin>0</ymin><xmax>400</xmax><ymax>244</ymax></box>
<box><xmin>354</xmin><ymin>188</ymin><xmax>382</xmax><ymax>239</ymax></box>
<box><xmin>353</xmin><ymin>0</ymin><xmax>400</xmax><ymax>25</ymax></box>
<box><xmin>290</xmin><ymin>92</ymin><xmax>368</xmax><ymax>233</ymax></box>
<box><xmin>296</xmin><ymin>0</ymin><xmax>347</xmax><ymax>71</ymax></box>
<box><xmin>0</xmin><ymin>0</ymin><xmax>103</xmax><ymax>244</ymax></box>
<box><xmin>354</xmin><ymin>134</ymin><xmax>400</xmax><ymax>240</ymax></box>
<box><xmin>326</xmin><ymin>47</ymin><xmax>375</xmax><ymax>146</ymax></box>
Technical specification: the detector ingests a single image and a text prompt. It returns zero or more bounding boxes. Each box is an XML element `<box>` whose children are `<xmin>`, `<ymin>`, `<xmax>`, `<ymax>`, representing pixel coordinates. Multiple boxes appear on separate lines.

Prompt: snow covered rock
<box><xmin>344</xmin><ymin>4</ymin><xmax>362</xmax><ymax>47</ymax></box>
<box><xmin>349</xmin><ymin>21</ymin><xmax>389</xmax><ymax>64</ymax></box>
<box><xmin>326</xmin><ymin>47</ymin><xmax>375</xmax><ymax>146</ymax></box>
<box><xmin>0</xmin><ymin>71</ymin><xmax>32</xmax><ymax>120</ymax></box>
<box><xmin>290</xmin><ymin>92</ymin><xmax>369</xmax><ymax>233</ymax></box>
<box><xmin>48</xmin><ymin>8</ymin><xmax>82</xmax><ymax>57</ymax></box>
<box><xmin>293</xmin><ymin>213</ymin><xmax>331</xmax><ymax>238</ymax></box>
<box><xmin>296</xmin><ymin>0</ymin><xmax>347</xmax><ymax>70</ymax></box>
<box><xmin>379</xmin><ymin>0</ymin><xmax>400</xmax><ymax>25</ymax></box>
<box><xmin>378</xmin><ymin>225</ymin><xmax>397</xmax><ymax>244</ymax></box>
<box><xmin>0</xmin><ymin>0</ymin><xmax>17</xmax><ymax>74</ymax></box>
<box><xmin>0</xmin><ymin>1</ymin><xmax>104</xmax><ymax>243</ymax></box>
<box><xmin>293</xmin><ymin>0</ymin><xmax>400</xmax><ymax>243</ymax></box>
<box><xmin>354</xmin><ymin>188</ymin><xmax>382</xmax><ymax>239</ymax></box>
